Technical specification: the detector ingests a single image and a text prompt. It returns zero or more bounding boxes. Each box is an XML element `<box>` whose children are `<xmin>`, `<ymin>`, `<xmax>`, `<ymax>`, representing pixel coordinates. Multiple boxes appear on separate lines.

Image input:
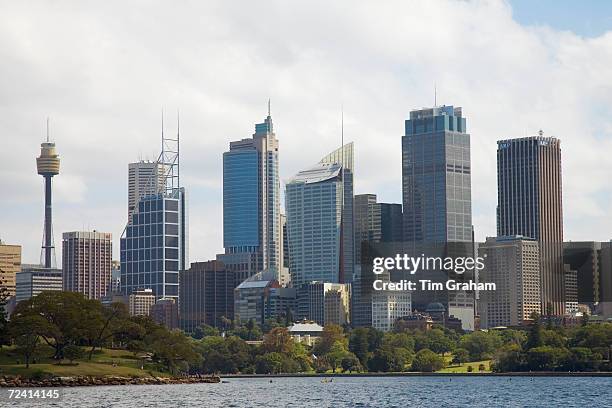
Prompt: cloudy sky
<box><xmin>1</xmin><ymin>0</ymin><xmax>612</xmax><ymax>265</ymax></box>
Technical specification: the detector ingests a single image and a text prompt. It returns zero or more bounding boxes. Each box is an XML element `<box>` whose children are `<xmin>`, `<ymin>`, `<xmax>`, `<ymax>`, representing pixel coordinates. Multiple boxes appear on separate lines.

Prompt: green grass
<box><xmin>437</xmin><ymin>360</ymin><xmax>492</xmax><ymax>373</ymax></box>
<box><xmin>0</xmin><ymin>346</ymin><xmax>165</xmax><ymax>378</ymax></box>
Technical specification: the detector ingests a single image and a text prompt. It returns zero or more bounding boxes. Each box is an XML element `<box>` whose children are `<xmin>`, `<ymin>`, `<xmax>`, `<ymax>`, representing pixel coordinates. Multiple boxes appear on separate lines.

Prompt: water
<box><xmin>11</xmin><ymin>376</ymin><xmax>612</xmax><ymax>407</ymax></box>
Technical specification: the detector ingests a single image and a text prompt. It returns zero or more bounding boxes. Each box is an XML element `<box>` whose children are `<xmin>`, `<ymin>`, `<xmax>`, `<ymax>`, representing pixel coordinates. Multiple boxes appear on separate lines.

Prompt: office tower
<box><xmin>128</xmin><ymin>288</ymin><xmax>156</xmax><ymax>316</ymax></box>
<box><xmin>380</xmin><ymin>203</ymin><xmax>403</xmax><ymax>242</ymax></box>
<box><xmin>286</xmin><ymin>144</ymin><xmax>355</xmax><ymax>287</ymax></box>
<box><xmin>563</xmin><ymin>242</ymin><xmax>601</xmax><ymax>308</ymax></box>
<box><xmin>354</xmin><ymin>194</ymin><xmax>381</xmax><ymax>264</ymax></box>
<box><xmin>402</xmin><ymin>105</ymin><xmax>473</xmax><ymax>325</ymax></box>
<box><xmin>128</xmin><ymin>160</ymin><xmax>163</xmax><ymax>219</ymax></box>
<box><xmin>265</xmin><ymin>286</ymin><xmax>296</xmax><ymax>322</ymax></box>
<box><xmin>234</xmin><ymin>273</ymin><xmax>281</xmax><ymax>325</ymax></box>
<box><xmin>497</xmin><ymin>133</ymin><xmax>564</xmax><ymax>315</ymax></box>
<box><xmin>296</xmin><ymin>282</ymin><xmax>351</xmax><ymax>326</ymax></box>
<box><xmin>371</xmin><ymin>291</ymin><xmax>412</xmax><ymax>332</ymax></box>
<box><xmin>402</xmin><ymin>106</ymin><xmax>471</xmax><ymax>243</ymax></box>
<box><xmin>15</xmin><ymin>264</ymin><xmax>62</xmax><ymax>303</ymax></box>
<box><xmin>478</xmin><ymin>236</ymin><xmax>541</xmax><ymax>328</ymax></box>
<box><xmin>36</xmin><ymin>130</ymin><xmax>60</xmax><ymax>268</ymax></box>
<box><xmin>150</xmin><ymin>298</ymin><xmax>179</xmax><ymax>330</ymax></box>
<box><xmin>0</xmin><ymin>241</ymin><xmax>21</xmax><ymax>297</ymax></box>
<box><xmin>120</xmin><ymin>126</ymin><xmax>188</xmax><ymax>302</ymax></box>
<box><xmin>62</xmin><ymin>231</ymin><xmax>112</xmax><ymax>300</ymax></box>
<box><xmin>222</xmin><ymin>109</ymin><xmax>281</xmax><ymax>283</ymax></box>
<box><xmin>179</xmin><ymin>260</ymin><xmax>234</xmax><ymax>332</ymax></box>
<box><xmin>320</xmin><ymin>142</ymin><xmax>355</xmax><ymax>284</ymax></box>
<box><xmin>598</xmin><ymin>242</ymin><xmax>612</xmax><ymax>316</ymax></box>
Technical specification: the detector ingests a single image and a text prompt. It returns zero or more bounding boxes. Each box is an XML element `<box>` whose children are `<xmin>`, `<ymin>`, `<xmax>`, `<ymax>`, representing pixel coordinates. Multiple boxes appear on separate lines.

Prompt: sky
<box><xmin>1</xmin><ymin>0</ymin><xmax>612</xmax><ymax>265</ymax></box>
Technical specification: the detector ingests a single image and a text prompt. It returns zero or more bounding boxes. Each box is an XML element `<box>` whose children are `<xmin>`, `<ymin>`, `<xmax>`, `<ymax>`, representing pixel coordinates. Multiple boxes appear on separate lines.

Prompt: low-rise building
<box><xmin>129</xmin><ymin>288</ymin><xmax>156</xmax><ymax>316</ymax></box>
<box><xmin>288</xmin><ymin>320</ymin><xmax>324</xmax><ymax>346</ymax></box>
<box><xmin>15</xmin><ymin>264</ymin><xmax>62</xmax><ymax>303</ymax></box>
<box><xmin>150</xmin><ymin>298</ymin><xmax>179</xmax><ymax>329</ymax></box>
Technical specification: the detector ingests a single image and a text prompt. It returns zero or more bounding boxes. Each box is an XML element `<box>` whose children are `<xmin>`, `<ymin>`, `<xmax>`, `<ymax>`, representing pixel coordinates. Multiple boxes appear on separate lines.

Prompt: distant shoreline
<box><xmin>221</xmin><ymin>372</ymin><xmax>612</xmax><ymax>378</ymax></box>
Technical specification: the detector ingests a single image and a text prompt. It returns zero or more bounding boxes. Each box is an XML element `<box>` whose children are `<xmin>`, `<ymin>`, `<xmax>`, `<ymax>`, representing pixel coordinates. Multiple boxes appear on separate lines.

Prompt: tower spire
<box><xmin>46</xmin><ymin>117</ymin><xmax>50</xmax><ymax>142</ymax></box>
<box><xmin>268</xmin><ymin>98</ymin><xmax>271</xmax><ymax>117</ymax></box>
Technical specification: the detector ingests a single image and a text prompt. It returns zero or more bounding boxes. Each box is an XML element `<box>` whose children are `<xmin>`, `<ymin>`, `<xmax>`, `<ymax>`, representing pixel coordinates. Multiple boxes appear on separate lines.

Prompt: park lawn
<box><xmin>437</xmin><ymin>360</ymin><xmax>492</xmax><ymax>373</ymax></box>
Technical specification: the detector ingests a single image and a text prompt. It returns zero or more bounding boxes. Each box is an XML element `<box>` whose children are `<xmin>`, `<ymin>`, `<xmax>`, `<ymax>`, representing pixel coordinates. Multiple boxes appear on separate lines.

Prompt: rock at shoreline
<box><xmin>0</xmin><ymin>375</ymin><xmax>221</xmax><ymax>388</ymax></box>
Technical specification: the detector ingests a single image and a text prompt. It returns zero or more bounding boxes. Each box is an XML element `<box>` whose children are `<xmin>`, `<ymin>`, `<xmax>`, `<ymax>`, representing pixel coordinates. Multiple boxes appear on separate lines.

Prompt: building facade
<box><xmin>179</xmin><ymin>260</ymin><xmax>234</xmax><ymax>332</ymax></box>
<box><xmin>62</xmin><ymin>231</ymin><xmax>112</xmax><ymax>300</ymax></box>
<box><xmin>234</xmin><ymin>277</ymin><xmax>280</xmax><ymax>326</ymax></box>
<box><xmin>223</xmin><ymin>112</ymin><xmax>281</xmax><ymax>283</ymax></box>
<box><xmin>120</xmin><ymin>188</ymin><xmax>188</xmax><ymax>301</ymax></box>
<box><xmin>0</xmin><ymin>241</ymin><xmax>21</xmax><ymax>297</ymax></box>
<box><xmin>478</xmin><ymin>236</ymin><xmax>541</xmax><ymax>328</ymax></box>
<box><xmin>128</xmin><ymin>160</ymin><xmax>163</xmax><ymax>220</ymax></box>
<box><xmin>150</xmin><ymin>298</ymin><xmax>179</xmax><ymax>330</ymax></box>
<box><xmin>497</xmin><ymin>134</ymin><xmax>564</xmax><ymax>315</ymax></box>
<box><xmin>128</xmin><ymin>288</ymin><xmax>156</xmax><ymax>316</ymax></box>
<box><xmin>296</xmin><ymin>282</ymin><xmax>351</xmax><ymax>326</ymax></box>
<box><xmin>15</xmin><ymin>264</ymin><xmax>62</xmax><ymax>303</ymax></box>
<box><xmin>371</xmin><ymin>291</ymin><xmax>412</xmax><ymax>332</ymax></box>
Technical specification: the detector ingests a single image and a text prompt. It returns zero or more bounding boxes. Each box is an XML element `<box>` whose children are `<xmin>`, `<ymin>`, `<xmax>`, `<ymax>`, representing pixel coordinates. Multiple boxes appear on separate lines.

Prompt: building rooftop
<box><xmin>288</xmin><ymin>321</ymin><xmax>324</xmax><ymax>333</ymax></box>
<box><xmin>288</xmin><ymin>162</ymin><xmax>342</xmax><ymax>185</ymax></box>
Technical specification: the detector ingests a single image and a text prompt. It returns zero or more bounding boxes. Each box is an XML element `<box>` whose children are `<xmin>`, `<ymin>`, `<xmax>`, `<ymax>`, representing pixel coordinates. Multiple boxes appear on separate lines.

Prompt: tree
<box><xmin>314</xmin><ymin>324</ymin><xmax>345</xmax><ymax>355</ymax></box>
<box><xmin>255</xmin><ymin>352</ymin><xmax>284</xmax><ymax>374</ymax></box>
<box><xmin>10</xmin><ymin>314</ymin><xmax>50</xmax><ymax>368</ymax></box>
<box><xmin>459</xmin><ymin>331</ymin><xmax>502</xmax><ymax>361</ymax></box>
<box><xmin>452</xmin><ymin>348</ymin><xmax>469</xmax><ymax>365</ymax></box>
<box><xmin>0</xmin><ymin>277</ymin><xmax>11</xmax><ymax>348</ymax></box>
<box><xmin>411</xmin><ymin>349</ymin><xmax>445</xmax><ymax>372</ymax></box>
<box><xmin>326</xmin><ymin>341</ymin><xmax>348</xmax><ymax>373</ymax></box>
<box><xmin>341</xmin><ymin>353</ymin><xmax>361</xmax><ymax>373</ymax></box>
<box><xmin>63</xmin><ymin>345</ymin><xmax>85</xmax><ymax>364</ymax></box>
<box><xmin>84</xmin><ymin>301</ymin><xmax>131</xmax><ymax>360</ymax></box>
<box><xmin>368</xmin><ymin>345</ymin><xmax>411</xmax><ymax>372</ymax></box>
<box><xmin>526</xmin><ymin>346</ymin><xmax>569</xmax><ymax>371</ymax></box>
<box><xmin>262</xmin><ymin>327</ymin><xmax>294</xmax><ymax>354</ymax></box>
<box><xmin>150</xmin><ymin>329</ymin><xmax>200</xmax><ymax>374</ymax></box>
<box><xmin>382</xmin><ymin>332</ymin><xmax>415</xmax><ymax>353</ymax></box>
<box><xmin>526</xmin><ymin>312</ymin><xmax>543</xmax><ymax>350</ymax></box>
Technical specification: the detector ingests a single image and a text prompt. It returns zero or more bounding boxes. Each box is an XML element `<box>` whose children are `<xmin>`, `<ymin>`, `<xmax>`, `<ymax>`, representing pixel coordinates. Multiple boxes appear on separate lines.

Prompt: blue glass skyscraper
<box><xmin>221</xmin><ymin>110</ymin><xmax>281</xmax><ymax>284</ymax></box>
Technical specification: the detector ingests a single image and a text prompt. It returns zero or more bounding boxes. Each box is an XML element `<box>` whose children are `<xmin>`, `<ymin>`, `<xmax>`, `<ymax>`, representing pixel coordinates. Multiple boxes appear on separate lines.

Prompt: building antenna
<box><xmin>434</xmin><ymin>83</ymin><xmax>437</xmax><ymax>107</ymax></box>
<box><xmin>268</xmin><ymin>98</ymin><xmax>271</xmax><ymax>117</ymax></box>
<box><xmin>46</xmin><ymin>117</ymin><xmax>50</xmax><ymax>142</ymax></box>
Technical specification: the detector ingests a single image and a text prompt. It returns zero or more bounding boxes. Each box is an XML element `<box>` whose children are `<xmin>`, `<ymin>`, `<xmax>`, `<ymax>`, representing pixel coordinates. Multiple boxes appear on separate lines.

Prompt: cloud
<box><xmin>0</xmin><ymin>0</ymin><xmax>611</xmax><ymax>264</ymax></box>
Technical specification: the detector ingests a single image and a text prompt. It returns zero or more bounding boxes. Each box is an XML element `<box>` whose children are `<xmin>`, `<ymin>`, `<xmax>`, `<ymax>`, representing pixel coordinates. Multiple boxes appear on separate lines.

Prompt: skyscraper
<box><xmin>36</xmin><ymin>129</ymin><xmax>60</xmax><ymax>269</ymax></box>
<box><xmin>15</xmin><ymin>264</ymin><xmax>62</xmax><ymax>303</ymax></box>
<box><xmin>128</xmin><ymin>160</ymin><xmax>163</xmax><ymax>220</ymax></box>
<box><xmin>497</xmin><ymin>133</ymin><xmax>564</xmax><ymax>315</ymax></box>
<box><xmin>62</xmin><ymin>231</ymin><xmax>112</xmax><ymax>300</ymax></box>
<box><xmin>402</xmin><ymin>105</ymin><xmax>471</xmax><ymax>243</ymax></box>
<box><xmin>401</xmin><ymin>105</ymin><xmax>473</xmax><ymax>320</ymax></box>
<box><xmin>222</xmin><ymin>109</ymin><xmax>281</xmax><ymax>283</ymax></box>
<box><xmin>120</xmin><ymin>122</ymin><xmax>188</xmax><ymax>302</ymax></box>
<box><xmin>286</xmin><ymin>160</ymin><xmax>348</xmax><ymax>286</ymax></box>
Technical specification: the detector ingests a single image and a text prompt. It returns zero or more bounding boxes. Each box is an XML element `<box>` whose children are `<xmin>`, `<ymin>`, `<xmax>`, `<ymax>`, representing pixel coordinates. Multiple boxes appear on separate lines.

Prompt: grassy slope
<box><xmin>438</xmin><ymin>360</ymin><xmax>492</xmax><ymax>373</ymax></box>
<box><xmin>0</xmin><ymin>346</ymin><xmax>164</xmax><ymax>378</ymax></box>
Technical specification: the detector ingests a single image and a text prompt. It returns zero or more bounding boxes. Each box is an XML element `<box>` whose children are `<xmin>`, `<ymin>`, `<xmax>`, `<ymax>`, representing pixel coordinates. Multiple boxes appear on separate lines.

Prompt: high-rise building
<box><xmin>36</xmin><ymin>131</ymin><xmax>60</xmax><ymax>269</ymax></box>
<box><xmin>15</xmin><ymin>264</ymin><xmax>62</xmax><ymax>303</ymax></box>
<box><xmin>265</xmin><ymin>286</ymin><xmax>296</xmax><ymax>322</ymax></box>
<box><xmin>234</xmin><ymin>273</ymin><xmax>281</xmax><ymax>325</ymax></box>
<box><xmin>402</xmin><ymin>105</ymin><xmax>471</xmax><ymax>243</ymax></box>
<box><xmin>563</xmin><ymin>242</ymin><xmax>601</xmax><ymax>307</ymax></box>
<box><xmin>128</xmin><ymin>288</ymin><xmax>156</xmax><ymax>316</ymax></box>
<box><xmin>179</xmin><ymin>260</ymin><xmax>234</xmax><ymax>332</ymax></box>
<box><xmin>354</xmin><ymin>194</ymin><xmax>381</xmax><ymax>264</ymax></box>
<box><xmin>599</xmin><ymin>242</ymin><xmax>612</xmax><ymax>317</ymax></box>
<box><xmin>109</xmin><ymin>260</ymin><xmax>121</xmax><ymax>294</ymax></box>
<box><xmin>478</xmin><ymin>236</ymin><xmax>541</xmax><ymax>328</ymax></box>
<box><xmin>564</xmin><ymin>265</ymin><xmax>578</xmax><ymax>314</ymax></box>
<box><xmin>401</xmin><ymin>105</ymin><xmax>474</xmax><ymax>324</ymax></box>
<box><xmin>222</xmin><ymin>109</ymin><xmax>281</xmax><ymax>283</ymax></box>
<box><xmin>150</xmin><ymin>298</ymin><xmax>179</xmax><ymax>330</ymax></box>
<box><xmin>286</xmin><ymin>144</ymin><xmax>355</xmax><ymax>287</ymax></box>
<box><xmin>278</xmin><ymin>214</ymin><xmax>290</xmax><ymax>286</ymax></box>
<box><xmin>497</xmin><ymin>133</ymin><xmax>564</xmax><ymax>315</ymax></box>
<box><xmin>380</xmin><ymin>203</ymin><xmax>403</xmax><ymax>243</ymax></box>
<box><xmin>121</xmin><ymin>124</ymin><xmax>187</xmax><ymax>302</ymax></box>
<box><xmin>0</xmin><ymin>241</ymin><xmax>21</xmax><ymax>297</ymax></box>
<box><xmin>128</xmin><ymin>161</ymin><xmax>164</xmax><ymax>220</ymax></box>
<box><xmin>296</xmin><ymin>282</ymin><xmax>351</xmax><ymax>326</ymax></box>
<box><xmin>62</xmin><ymin>231</ymin><xmax>112</xmax><ymax>300</ymax></box>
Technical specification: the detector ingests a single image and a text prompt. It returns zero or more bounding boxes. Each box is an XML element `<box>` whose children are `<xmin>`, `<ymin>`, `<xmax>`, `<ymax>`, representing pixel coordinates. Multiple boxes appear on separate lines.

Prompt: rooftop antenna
<box><xmin>46</xmin><ymin>117</ymin><xmax>50</xmax><ymax>142</ymax></box>
<box><xmin>434</xmin><ymin>83</ymin><xmax>437</xmax><ymax>107</ymax></box>
<box><xmin>268</xmin><ymin>98</ymin><xmax>271</xmax><ymax>117</ymax></box>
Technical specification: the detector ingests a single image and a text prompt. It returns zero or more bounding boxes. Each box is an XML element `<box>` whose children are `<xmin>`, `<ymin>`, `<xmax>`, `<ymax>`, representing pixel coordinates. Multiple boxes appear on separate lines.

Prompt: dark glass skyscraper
<box><xmin>402</xmin><ymin>105</ymin><xmax>472</xmax><ymax>243</ymax></box>
<box><xmin>497</xmin><ymin>134</ymin><xmax>564</xmax><ymax>315</ymax></box>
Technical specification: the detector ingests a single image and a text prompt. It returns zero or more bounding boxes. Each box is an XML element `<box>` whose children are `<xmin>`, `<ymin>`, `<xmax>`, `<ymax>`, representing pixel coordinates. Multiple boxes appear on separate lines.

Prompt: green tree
<box><xmin>368</xmin><ymin>345</ymin><xmax>411</xmax><ymax>372</ymax></box>
<box><xmin>314</xmin><ymin>324</ymin><xmax>345</xmax><ymax>355</ymax></box>
<box><xmin>9</xmin><ymin>314</ymin><xmax>50</xmax><ymax>368</ymax></box>
<box><xmin>326</xmin><ymin>340</ymin><xmax>348</xmax><ymax>373</ymax></box>
<box><xmin>526</xmin><ymin>346</ymin><xmax>569</xmax><ymax>371</ymax></box>
<box><xmin>341</xmin><ymin>353</ymin><xmax>361</xmax><ymax>373</ymax></box>
<box><xmin>255</xmin><ymin>352</ymin><xmax>284</xmax><ymax>374</ymax></box>
<box><xmin>459</xmin><ymin>331</ymin><xmax>502</xmax><ymax>361</ymax></box>
<box><xmin>0</xmin><ymin>277</ymin><xmax>11</xmax><ymax>348</ymax></box>
<box><xmin>411</xmin><ymin>349</ymin><xmax>445</xmax><ymax>372</ymax></box>
<box><xmin>452</xmin><ymin>348</ymin><xmax>469</xmax><ymax>365</ymax></box>
<box><xmin>150</xmin><ymin>329</ymin><xmax>200</xmax><ymax>374</ymax></box>
<box><xmin>63</xmin><ymin>345</ymin><xmax>85</xmax><ymax>364</ymax></box>
<box><xmin>526</xmin><ymin>312</ymin><xmax>543</xmax><ymax>349</ymax></box>
<box><xmin>262</xmin><ymin>327</ymin><xmax>294</xmax><ymax>354</ymax></box>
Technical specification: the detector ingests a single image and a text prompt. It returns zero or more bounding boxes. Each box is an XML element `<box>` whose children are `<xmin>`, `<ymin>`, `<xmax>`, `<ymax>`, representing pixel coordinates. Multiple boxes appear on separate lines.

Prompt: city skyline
<box><xmin>3</xmin><ymin>1</ymin><xmax>612</xmax><ymax>265</ymax></box>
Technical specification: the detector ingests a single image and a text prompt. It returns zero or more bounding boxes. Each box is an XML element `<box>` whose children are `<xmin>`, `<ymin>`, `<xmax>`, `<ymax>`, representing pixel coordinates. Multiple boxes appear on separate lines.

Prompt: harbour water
<box><xmin>12</xmin><ymin>376</ymin><xmax>612</xmax><ymax>407</ymax></box>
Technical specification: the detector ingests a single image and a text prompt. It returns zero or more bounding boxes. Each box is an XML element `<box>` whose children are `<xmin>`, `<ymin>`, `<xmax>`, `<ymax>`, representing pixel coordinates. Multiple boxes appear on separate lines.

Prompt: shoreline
<box><xmin>0</xmin><ymin>375</ymin><xmax>221</xmax><ymax>388</ymax></box>
<box><xmin>221</xmin><ymin>372</ymin><xmax>612</xmax><ymax>378</ymax></box>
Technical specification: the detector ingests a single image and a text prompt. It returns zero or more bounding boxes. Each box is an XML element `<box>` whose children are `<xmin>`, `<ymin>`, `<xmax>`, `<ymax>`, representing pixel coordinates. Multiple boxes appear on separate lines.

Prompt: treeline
<box><xmin>2</xmin><ymin>292</ymin><xmax>611</xmax><ymax>374</ymax></box>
